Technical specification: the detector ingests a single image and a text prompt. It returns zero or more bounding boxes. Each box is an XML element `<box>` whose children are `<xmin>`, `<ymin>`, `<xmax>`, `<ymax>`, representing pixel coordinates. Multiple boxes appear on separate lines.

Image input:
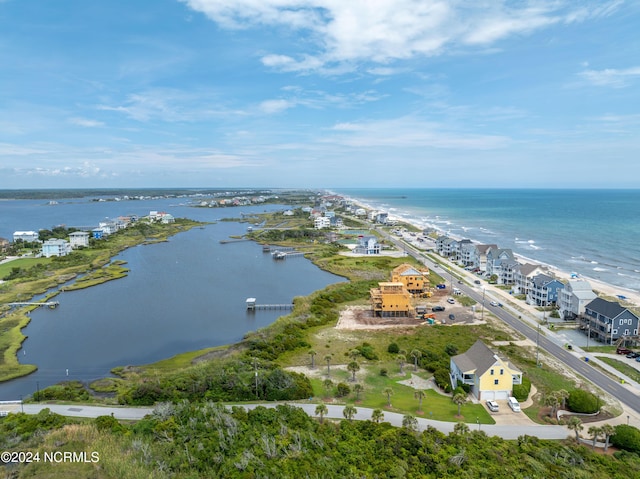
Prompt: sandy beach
<box><xmin>344</xmin><ymin>195</ymin><xmax>640</xmax><ymax>309</ymax></box>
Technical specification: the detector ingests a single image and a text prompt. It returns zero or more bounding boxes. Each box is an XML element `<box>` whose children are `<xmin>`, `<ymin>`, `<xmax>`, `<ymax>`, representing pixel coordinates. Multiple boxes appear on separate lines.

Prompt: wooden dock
<box><xmin>8</xmin><ymin>301</ymin><xmax>59</xmax><ymax>309</ymax></box>
<box><xmin>246</xmin><ymin>298</ymin><xmax>293</xmax><ymax>311</ymax></box>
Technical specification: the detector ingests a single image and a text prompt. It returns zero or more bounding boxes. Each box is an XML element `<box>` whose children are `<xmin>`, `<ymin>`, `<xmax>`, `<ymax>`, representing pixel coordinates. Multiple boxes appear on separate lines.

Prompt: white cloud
<box><xmin>579</xmin><ymin>66</ymin><xmax>640</xmax><ymax>88</ymax></box>
<box><xmin>259</xmin><ymin>99</ymin><xmax>295</xmax><ymax>114</ymax></box>
<box><xmin>182</xmin><ymin>0</ymin><xmax>618</xmax><ymax>72</ymax></box>
<box><xmin>69</xmin><ymin>117</ymin><xmax>104</xmax><ymax>128</ymax></box>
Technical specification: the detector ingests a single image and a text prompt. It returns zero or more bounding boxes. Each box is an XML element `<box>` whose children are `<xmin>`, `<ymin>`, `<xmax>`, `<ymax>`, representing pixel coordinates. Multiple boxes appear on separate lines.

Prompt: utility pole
<box><xmin>481</xmin><ymin>288</ymin><xmax>485</xmax><ymax>321</ymax></box>
<box><xmin>253</xmin><ymin>358</ymin><xmax>259</xmax><ymax>399</ymax></box>
<box><xmin>536</xmin><ymin>324</ymin><xmax>540</xmax><ymax>367</ymax></box>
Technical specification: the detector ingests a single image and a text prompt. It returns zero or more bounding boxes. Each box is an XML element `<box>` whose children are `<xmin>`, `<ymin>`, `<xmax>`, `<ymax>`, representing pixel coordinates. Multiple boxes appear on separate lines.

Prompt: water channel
<box><xmin>0</xmin><ymin>199</ymin><xmax>345</xmax><ymax>399</ymax></box>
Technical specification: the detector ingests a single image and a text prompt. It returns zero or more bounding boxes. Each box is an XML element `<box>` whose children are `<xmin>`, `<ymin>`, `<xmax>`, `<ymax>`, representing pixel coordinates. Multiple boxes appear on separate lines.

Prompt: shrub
<box><xmin>456</xmin><ymin>380</ymin><xmax>471</xmax><ymax>394</ymax></box>
<box><xmin>433</xmin><ymin>368</ymin><xmax>452</xmax><ymax>393</ymax></box>
<box><xmin>387</xmin><ymin>343</ymin><xmax>400</xmax><ymax>354</ymax></box>
<box><xmin>336</xmin><ymin>383</ymin><xmax>351</xmax><ymax>398</ymax></box>
<box><xmin>566</xmin><ymin>389</ymin><xmax>600</xmax><ymax>414</ymax></box>
<box><xmin>512</xmin><ymin>376</ymin><xmax>531</xmax><ymax>402</ymax></box>
<box><xmin>379</xmin><ymin>368</ymin><xmax>388</xmax><ymax>377</ymax></box>
<box><xmin>356</xmin><ymin>342</ymin><xmax>378</xmax><ymax>360</ymax></box>
<box><xmin>444</xmin><ymin>344</ymin><xmax>458</xmax><ymax>356</ymax></box>
<box><xmin>611</xmin><ymin>425</ymin><xmax>640</xmax><ymax>453</ymax></box>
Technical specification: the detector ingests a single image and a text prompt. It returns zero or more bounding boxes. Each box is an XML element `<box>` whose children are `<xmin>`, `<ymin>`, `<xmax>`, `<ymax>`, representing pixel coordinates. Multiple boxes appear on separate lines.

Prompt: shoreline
<box><xmin>340</xmin><ymin>193</ymin><xmax>640</xmax><ymax>309</ymax></box>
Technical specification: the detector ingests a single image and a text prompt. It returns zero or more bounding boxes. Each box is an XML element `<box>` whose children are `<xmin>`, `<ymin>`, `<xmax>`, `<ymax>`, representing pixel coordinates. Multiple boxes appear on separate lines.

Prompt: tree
<box><xmin>336</xmin><ymin>382</ymin><xmax>350</xmax><ymax>398</ymax></box>
<box><xmin>601</xmin><ymin>423</ymin><xmax>615</xmax><ymax>452</ymax></box>
<box><xmin>402</xmin><ymin>414</ymin><xmax>418</xmax><ymax>432</ymax></box>
<box><xmin>397</xmin><ymin>354</ymin><xmax>407</xmax><ymax>375</ymax></box>
<box><xmin>308</xmin><ymin>349</ymin><xmax>317</xmax><ymax>369</ymax></box>
<box><xmin>453</xmin><ymin>422</ymin><xmax>470</xmax><ymax>435</ymax></box>
<box><xmin>567</xmin><ymin>416</ymin><xmax>583</xmax><ymax>442</ymax></box>
<box><xmin>347</xmin><ymin>361</ymin><xmax>360</xmax><ymax>382</ymax></box>
<box><xmin>324</xmin><ymin>354</ymin><xmax>332</xmax><ymax>376</ymax></box>
<box><xmin>315</xmin><ymin>404</ymin><xmax>328</xmax><ymax>424</ymax></box>
<box><xmin>414</xmin><ymin>390</ymin><xmax>426</xmax><ymax>413</ymax></box>
<box><xmin>343</xmin><ymin>405</ymin><xmax>357</xmax><ymax>422</ymax></box>
<box><xmin>348</xmin><ymin>349</ymin><xmax>360</xmax><ymax>361</ymax></box>
<box><xmin>371</xmin><ymin>409</ymin><xmax>384</xmax><ymax>424</ymax></box>
<box><xmin>353</xmin><ymin>383</ymin><xmax>364</xmax><ymax>402</ymax></box>
<box><xmin>452</xmin><ymin>393</ymin><xmax>467</xmax><ymax>417</ymax></box>
<box><xmin>323</xmin><ymin>379</ymin><xmax>333</xmax><ymax>398</ymax></box>
<box><xmin>383</xmin><ymin>387</ymin><xmax>394</xmax><ymax>407</ymax></box>
<box><xmin>588</xmin><ymin>426</ymin><xmax>602</xmax><ymax>449</ymax></box>
<box><xmin>410</xmin><ymin>349</ymin><xmax>422</xmax><ymax>371</ymax></box>
<box><xmin>543</xmin><ymin>392</ymin><xmax>561</xmax><ymax>419</ymax></box>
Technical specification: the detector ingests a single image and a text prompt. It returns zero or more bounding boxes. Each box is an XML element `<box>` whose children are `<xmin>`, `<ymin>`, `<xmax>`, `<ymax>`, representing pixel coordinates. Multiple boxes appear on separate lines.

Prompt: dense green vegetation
<box><xmin>2</xmin><ymin>404</ymin><xmax>639</xmax><ymax>478</ymax></box>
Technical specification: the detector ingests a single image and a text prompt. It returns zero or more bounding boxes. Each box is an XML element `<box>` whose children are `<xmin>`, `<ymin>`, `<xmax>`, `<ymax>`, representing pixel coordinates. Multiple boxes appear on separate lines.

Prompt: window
<box><xmin>500</xmin><ymin>369</ymin><xmax>504</xmax><ymax>375</ymax></box>
<box><xmin>494</xmin><ymin>379</ymin><xmax>499</xmax><ymax>385</ymax></box>
<box><xmin>490</xmin><ymin>369</ymin><xmax>494</xmax><ymax>375</ymax></box>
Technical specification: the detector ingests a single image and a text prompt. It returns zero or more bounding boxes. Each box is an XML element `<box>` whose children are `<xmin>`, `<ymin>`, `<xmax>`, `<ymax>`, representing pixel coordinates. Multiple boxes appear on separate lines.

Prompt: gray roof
<box><xmin>567</xmin><ymin>279</ymin><xmax>593</xmax><ymax>293</ymax></box>
<box><xmin>518</xmin><ymin>263</ymin><xmax>542</xmax><ymax>276</ymax></box>
<box><xmin>586</xmin><ymin>297</ymin><xmax>635</xmax><ymax>319</ymax></box>
<box><xmin>476</xmin><ymin>244</ymin><xmax>497</xmax><ymax>254</ymax></box>
<box><xmin>452</xmin><ymin>340</ymin><xmax>503</xmax><ymax>376</ymax></box>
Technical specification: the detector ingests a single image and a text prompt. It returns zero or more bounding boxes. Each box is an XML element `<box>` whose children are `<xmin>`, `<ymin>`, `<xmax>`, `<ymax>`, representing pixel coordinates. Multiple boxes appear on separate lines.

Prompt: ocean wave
<box><xmin>593</xmin><ymin>267</ymin><xmax>608</xmax><ymax>272</ymax></box>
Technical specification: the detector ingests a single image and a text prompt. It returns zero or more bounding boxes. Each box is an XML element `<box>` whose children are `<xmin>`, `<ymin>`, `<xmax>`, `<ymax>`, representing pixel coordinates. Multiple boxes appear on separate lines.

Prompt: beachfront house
<box><xmin>486</xmin><ymin>248</ymin><xmax>517</xmax><ymax>284</ymax></box>
<box><xmin>458</xmin><ymin>240</ymin><xmax>476</xmax><ymax>267</ymax></box>
<box><xmin>449</xmin><ymin>340</ymin><xmax>523</xmax><ymax>401</ymax></box>
<box><xmin>436</xmin><ymin>236</ymin><xmax>457</xmax><ymax>258</ymax></box>
<box><xmin>558</xmin><ymin>279</ymin><xmax>597</xmax><ymax>320</ymax></box>
<box><xmin>370</xmin><ymin>282</ymin><xmax>413</xmax><ymax>317</ymax></box>
<box><xmin>472</xmin><ymin>244</ymin><xmax>498</xmax><ymax>273</ymax></box>
<box><xmin>68</xmin><ymin>231</ymin><xmax>90</xmax><ymax>249</ymax></box>
<box><xmin>13</xmin><ymin>231</ymin><xmax>39</xmax><ymax>243</ymax></box>
<box><xmin>581</xmin><ymin>298</ymin><xmax>640</xmax><ymax>344</ymax></box>
<box><xmin>41</xmin><ymin>238</ymin><xmax>72</xmax><ymax>258</ymax></box>
<box><xmin>354</xmin><ymin>236</ymin><xmax>380</xmax><ymax>255</ymax></box>
<box><xmin>314</xmin><ymin>216</ymin><xmax>331</xmax><ymax>229</ymax></box>
<box><xmin>526</xmin><ymin>274</ymin><xmax>564</xmax><ymax>307</ymax></box>
<box><xmin>391</xmin><ymin>263</ymin><xmax>430</xmax><ymax>295</ymax></box>
<box><xmin>513</xmin><ymin>263</ymin><xmax>549</xmax><ymax>295</ymax></box>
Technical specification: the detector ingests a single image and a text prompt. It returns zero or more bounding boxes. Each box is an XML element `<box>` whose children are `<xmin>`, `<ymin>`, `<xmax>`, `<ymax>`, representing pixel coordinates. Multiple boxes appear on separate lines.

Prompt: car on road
<box><xmin>490</xmin><ymin>301</ymin><xmax>499</xmax><ymax>307</ymax></box>
<box><xmin>486</xmin><ymin>400</ymin><xmax>499</xmax><ymax>412</ymax></box>
<box><xmin>432</xmin><ymin>306</ymin><xmax>445</xmax><ymax>312</ymax></box>
<box><xmin>447</xmin><ymin>298</ymin><xmax>455</xmax><ymax>304</ymax></box>
<box><xmin>474</xmin><ymin>280</ymin><xmax>481</xmax><ymax>285</ymax></box>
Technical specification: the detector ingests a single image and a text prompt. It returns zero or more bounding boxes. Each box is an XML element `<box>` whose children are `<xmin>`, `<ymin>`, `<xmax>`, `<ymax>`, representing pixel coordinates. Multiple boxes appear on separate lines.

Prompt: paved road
<box><xmin>378</xmin><ymin>227</ymin><xmax>640</xmax><ymax>417</ymax></box>
<box><xmin>19</xmin><ymin>402</ymin><xmax>569</xmax><ymax>440</ymax></box>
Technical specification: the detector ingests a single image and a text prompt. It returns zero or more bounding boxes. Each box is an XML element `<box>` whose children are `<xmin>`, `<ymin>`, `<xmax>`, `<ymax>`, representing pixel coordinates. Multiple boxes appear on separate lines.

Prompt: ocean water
<box><xmin>334</xmin><ymin>188</ymin><xmax>640</xmax><ymax>293</ymax></box>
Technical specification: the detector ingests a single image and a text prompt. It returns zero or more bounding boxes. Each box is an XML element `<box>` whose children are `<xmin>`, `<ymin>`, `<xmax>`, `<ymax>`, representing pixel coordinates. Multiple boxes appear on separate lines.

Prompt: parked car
<box><xmin>489</xmin><ymin>301</ymin><xmax>498</xmax><ymax>307</ymax></box>
<box><xmin>474</xmin><ymin>280</ymin><xmax>481</xmax><ymax>285</ymax></box>
<box><xmin>448</xmin><ymin>314</ymin><xmax>455</xmax><ymax>321</ymax></box>
<box><xmin>636</xmin><ymin>356</ymin><xmax>640</xmax><ymax>363</ymax></box>
<box><xmin>436</xmin><ymin>284</ymin><xmax>446</xmax><ymax>289</ymax></box>
<box><xmin>432</xmin><ymin>306</ymin><xmax>445</xmax><ymax>312</ymax></box>
<box><xmin>447</xmin><ymin>298</ymin><xmax>455</xmax><ymax>304</ymax></box>
<box><xmin>617</xmin><ymin>347</ymin><xmax>632</xmax><ymax>355</ymax></box>
<box><xmin>486</xmin><ymin>400</ymin><xmax>499</xmax><ymax>412</ymax></box>
<box><xmin>627</xmin><ymin>352</ymin><xmax>640</xmax><ymax>358</ymax></box>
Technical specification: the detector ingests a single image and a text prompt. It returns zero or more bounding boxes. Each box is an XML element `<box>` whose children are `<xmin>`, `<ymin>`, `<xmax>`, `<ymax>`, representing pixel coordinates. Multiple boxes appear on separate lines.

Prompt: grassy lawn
<box><xmin>309</xmin><ymin>365</ymin><xmax>494</xmax><ymax>424</ymax></box>
<box><xmin>0</xmin><ymin>257</ymin><xmax>52</xmax><ymax>278</ymax></box>
<box><xmin>595</xmin><ymin>356</ymin><xmax>640</xmax><ymax>383</ymax></box>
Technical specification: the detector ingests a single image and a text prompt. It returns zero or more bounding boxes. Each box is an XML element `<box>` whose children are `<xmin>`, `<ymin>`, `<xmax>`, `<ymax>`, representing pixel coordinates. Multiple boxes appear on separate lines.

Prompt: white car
<box><xmin>486</xmin><ymin>400</ymin><xmax>499</xmax><ymax>412</ymax></box>
<box><xmin>447</xmin><ymin>298</ymin><xmax>455</xmax><ymax>304</ymax></box>
<box><xmin>489</xmin><ymin>301</ymin><xmax>499</xmax><ymax>307</ymax></box>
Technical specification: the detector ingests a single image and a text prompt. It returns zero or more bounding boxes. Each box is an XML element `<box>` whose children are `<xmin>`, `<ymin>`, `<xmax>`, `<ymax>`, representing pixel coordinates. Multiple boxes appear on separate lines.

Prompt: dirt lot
<box><xmin>336</xmin><ymin>289</ymin><xmax>482</xmax><ymax>330</ymax></box>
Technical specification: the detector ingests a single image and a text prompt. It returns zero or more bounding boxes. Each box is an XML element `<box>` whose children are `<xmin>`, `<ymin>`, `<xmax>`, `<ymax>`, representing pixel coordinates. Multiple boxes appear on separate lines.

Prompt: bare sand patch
<box><xmin>336</xmin><ymin>305</ymin><xmax>426</xmax><ymax>330</ymax></box>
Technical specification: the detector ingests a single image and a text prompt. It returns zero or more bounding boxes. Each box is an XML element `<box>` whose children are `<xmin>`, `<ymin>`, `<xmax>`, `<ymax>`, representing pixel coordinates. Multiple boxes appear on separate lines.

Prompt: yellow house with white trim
<box><xmin>450</xmin><ymin>340</ymin><xmax>522</xmax><ymax>401</ymax></box>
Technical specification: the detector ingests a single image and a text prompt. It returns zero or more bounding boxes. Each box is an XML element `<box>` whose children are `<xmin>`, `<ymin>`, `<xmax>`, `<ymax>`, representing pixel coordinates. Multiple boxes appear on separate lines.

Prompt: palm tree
<box><xmin>567</xmin><ymin>416</ymin><xmax>583</xmax><ymax>442</ymax></box>
<box><xmin>315</xmin><ymin>404</ymin><xmax>328</xmax><ymax>424</ymax></box>
<box><xmin>308</xmin><ymin>349</ymin><xmax>317</xmax><ymax>369</ymax></box>
<box><xmin>453</xmin><ymin>422</ymin><xmax>470</xmax><ymax>435</ymax></box>
<box><xmin>543</xmin><ymin>393</ymin><xmax>560</xmax><ymax>419</ymax></box>
<box><xmin>556</xmin><ymin>389</ymin><xmax>569</xmax><ymax>411</ymax></box>
<box><xmin>347</xmin><ymin>360</ymin><xmax>360</xmax><ymax>382</ymax></box>
<box><xmin>371</xmin><ymin>408</ymin><xmax>384</xmax><ymax>424</ymax></box>
<box><xmin>588</xmin><ymin>426</ymin><xmax>602</xmax><ymax>449</ymax></box>
<box><xmin>414</xmin><ymin>390</ymin><xmax>426</xmax><ymax>413</ymax></box>
<box><xmin>397</xmin><ymin>354</ymin><xmax>407</xmax><ymax>375</ymax></box>
<box><xmin>600</xmin><ymin>424</ymin><xmax>615</xmax><ymax>452</ymax></box>
<box><xmin>383</xmin><ymin>387</ymin><xmax>394</xmax><ymax>407</ymax></box>
<box><xmin>323</xmin><ymin>378</ymin><xmax>333</xmax><ymax>398</ymax></box>
<box><xmin>324</xmin><ymin>354</ymin><xmax>332</xmax><ymax>376</ymax></box>
<box><xmin>452</xmin><ymin>393</ymin><xmax>467</xmax><ymax>417</ymax></box>
<box><xmin>410</xmin><ymin>349</ymin><xmax>422</xmax><ymax>371</ymax></box>
<box><xmin>354</xmin><ymin>383</ymin><xmax>364</xmax><ymax>402</ymax></box>
<box><xmin>343</xmin><ymin>405</ymin><xmax>357</xmax><ymax>422</ymax></box>
<box><xmin>348</xmin><ymin>349</ymin><xmax>360</xmax><ymax>361</ymax></box>
<box><xmin>402</xmin><ymin>414</ymin><xmax>418</xmax><ymax>432</ymax></box>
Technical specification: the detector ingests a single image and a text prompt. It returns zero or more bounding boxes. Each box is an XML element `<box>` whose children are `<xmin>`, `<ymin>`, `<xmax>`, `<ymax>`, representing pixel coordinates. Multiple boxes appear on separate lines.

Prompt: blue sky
<box><xmin>1</xmin><ymin>0</ymin><xmax>639</xmax><ymax>189</ymax></box>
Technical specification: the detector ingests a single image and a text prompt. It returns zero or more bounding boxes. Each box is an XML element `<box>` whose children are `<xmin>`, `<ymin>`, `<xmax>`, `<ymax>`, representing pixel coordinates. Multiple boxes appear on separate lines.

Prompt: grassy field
<box><xmin>596</xmin><ymin>356</ymin><xmax>640</xmax><ymax>383</ymax></box>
